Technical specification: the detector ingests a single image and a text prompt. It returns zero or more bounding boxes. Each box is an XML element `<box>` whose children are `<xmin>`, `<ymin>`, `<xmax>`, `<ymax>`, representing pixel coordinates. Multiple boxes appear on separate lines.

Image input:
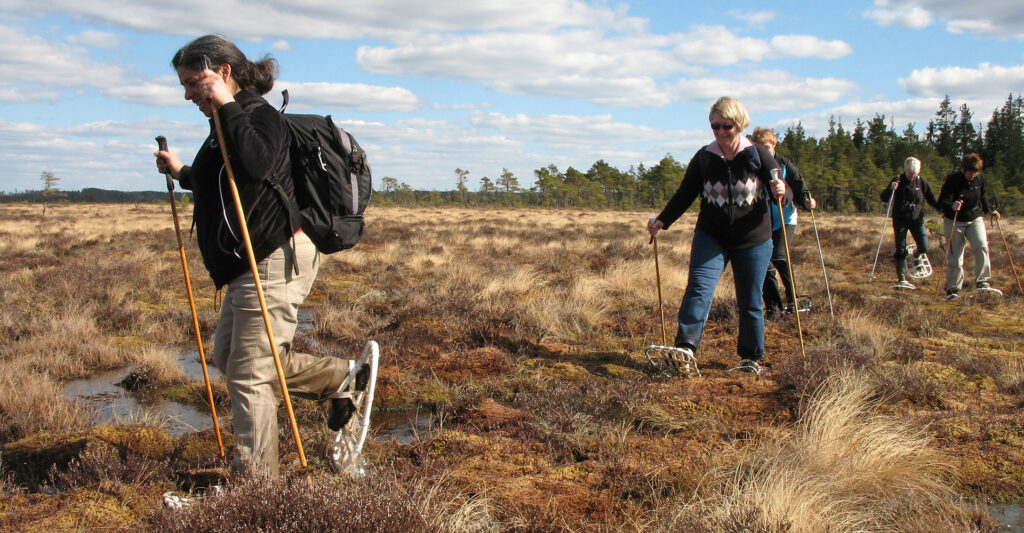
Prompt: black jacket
<box><xmin>880</xmin><ymin>173</ymin><xmax>940</xmax><ymax>222</ymax></box>
<box><xmin>657</xmin><ymin>140</ymin><xmax>785</xmax><ymax>249</ymax></box>
<box><xmin>178</xmin><ymin>91</ymin><xmax>301</xmax><ymax>288</ymax></box>
<box><xmin>937</xmin><ymin>170</ymin><xmax>993</xmax><ymax>221</ymax></box>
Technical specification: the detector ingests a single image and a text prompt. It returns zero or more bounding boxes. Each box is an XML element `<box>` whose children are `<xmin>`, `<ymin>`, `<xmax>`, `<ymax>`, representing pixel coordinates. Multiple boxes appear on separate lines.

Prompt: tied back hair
<box><xmin>172</xmin><ymin>34</ymin><xmax>277</xmax><ymax>95</ymax></box>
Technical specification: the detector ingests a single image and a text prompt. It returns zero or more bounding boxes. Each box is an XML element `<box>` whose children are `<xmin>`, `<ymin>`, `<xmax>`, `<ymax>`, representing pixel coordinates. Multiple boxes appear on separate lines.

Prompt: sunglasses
<box><xmin>710</xmin><ymin>122</ymin><xmax>734</xmax><ymax>131</ymax></box>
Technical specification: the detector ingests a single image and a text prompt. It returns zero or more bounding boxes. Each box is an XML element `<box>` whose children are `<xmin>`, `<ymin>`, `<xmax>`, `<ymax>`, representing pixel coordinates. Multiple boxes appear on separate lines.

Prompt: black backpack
<box><xmin>273</xmin><ymin>90</ymin><xmax>372</xmax><ymax>254</ymax></box>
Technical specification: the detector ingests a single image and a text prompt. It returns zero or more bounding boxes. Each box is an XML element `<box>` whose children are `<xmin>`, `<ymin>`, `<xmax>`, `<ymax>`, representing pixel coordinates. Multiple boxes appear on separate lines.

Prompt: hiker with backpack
<box><xmin>879</xmin><ymin>157</ymin><xmax>942</xmax><ymax>290</ymax></box>
<box><xmin>751</xmin><ymin>127</ymin><xmax>817</xmax><ymax>320</ymax></box>
<box><xmin>647</xmin><ymin>97</ymin><xmax>788</xmax><ymax>375</ymax></box>
<box><xmin>153</xmin><ymin>35</ymin><xmax>374</xmax><ymax>478</ymax></box>
<box><xmin>937</xmin><ymin>153</ymin><xmax>1002</xmax><ymax>300</ymax></box>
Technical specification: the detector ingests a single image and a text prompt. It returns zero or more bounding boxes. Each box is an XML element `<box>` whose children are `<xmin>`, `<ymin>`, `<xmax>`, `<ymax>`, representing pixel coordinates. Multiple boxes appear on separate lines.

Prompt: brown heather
<box><xmin>1</xmin><ymin>203</ymin><xmax>1022</xmax><ymax>531</ymax></box>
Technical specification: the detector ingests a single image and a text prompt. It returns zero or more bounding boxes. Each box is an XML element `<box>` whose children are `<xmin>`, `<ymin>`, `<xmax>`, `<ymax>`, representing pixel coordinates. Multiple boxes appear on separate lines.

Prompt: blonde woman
<box><xmin>648</xmin><ymin>97</ymin><xmax>787</xmax><ymax>375</ymax></box>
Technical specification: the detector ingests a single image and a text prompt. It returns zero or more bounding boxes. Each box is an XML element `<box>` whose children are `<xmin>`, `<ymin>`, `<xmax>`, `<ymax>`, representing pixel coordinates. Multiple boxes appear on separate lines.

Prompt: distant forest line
<box><xmin>7</xmin><ymin>94</ymin><xmax>1024</xmax><ymax>216</ymax></box>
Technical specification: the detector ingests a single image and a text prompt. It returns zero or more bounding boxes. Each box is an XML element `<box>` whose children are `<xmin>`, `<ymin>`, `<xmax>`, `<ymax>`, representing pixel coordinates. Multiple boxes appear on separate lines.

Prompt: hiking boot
<box><xmin>327</xmin><ymin>353</ymin><xmax>372</xmax><ymax>431</ymax></box>
<box><xmin>977</xmin><ymin>281</ymin><xmax>991</xmax><ymax>290</ymax></box>
<box><xmin>893</xmin><ymin>280</ymin><xmax>916</xmax><ymax>290</ymax></box>
<box><xmin>728</xmin><ymin>359</ymin><xmax>762</xmax><ymax>374</ymax></box>
<box><xmin>945</xmin><ymin>290</ymin><xmax>959</xmax><ymax>302</ymax></box>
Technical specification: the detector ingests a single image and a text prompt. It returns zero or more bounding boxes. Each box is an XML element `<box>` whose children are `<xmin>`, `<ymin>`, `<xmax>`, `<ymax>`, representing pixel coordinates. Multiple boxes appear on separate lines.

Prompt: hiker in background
<box><xmin>880</xmin><ymin>156</ymin><xmax>941</xmax><ymax>290</ymax></box>
<box><xmin>648</xmin><ymin>96</ymin><xmax>787</xmax><ymax>375</ymax></box>
<box><xmin>938</xmin><ymin>153</ymin><xmax>1002</xmax><ymax>300</ymax></box>
<box><xmin>153</xmin><ymin>35</ymin><xmax>369</xmax><ymax>477</ymax></box>
<box><xmin>751</xmin><ymin>127</ymin><xmax>816</xmax><ymax>320</ymax></box>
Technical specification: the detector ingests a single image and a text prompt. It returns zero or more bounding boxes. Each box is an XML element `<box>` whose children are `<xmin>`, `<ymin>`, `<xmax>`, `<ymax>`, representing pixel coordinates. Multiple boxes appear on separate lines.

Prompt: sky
<box><xmin>1</xmin><ymin>0</ymin><xmax>1023</xmax><ymax>194</ymax></box>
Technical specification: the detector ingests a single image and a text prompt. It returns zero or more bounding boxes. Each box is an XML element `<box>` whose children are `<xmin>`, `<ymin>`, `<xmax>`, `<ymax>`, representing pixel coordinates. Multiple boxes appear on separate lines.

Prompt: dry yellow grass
<box><xmin>2</xmin><ymin>203</ymin><xmax>1023</xmax><ymax>531</ymax></box>
<box><xmin>668</xmin><ymin>371</ymin><xmax>970</xmax><ymax>532</ymax></box>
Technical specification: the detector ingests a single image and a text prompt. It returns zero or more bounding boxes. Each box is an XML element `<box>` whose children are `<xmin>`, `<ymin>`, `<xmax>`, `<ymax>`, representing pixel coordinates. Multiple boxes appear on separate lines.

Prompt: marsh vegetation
<box><xmin>1</xmin><ymin>203</ymin><xmax>1023</xmax><ymax>531</ymax></box>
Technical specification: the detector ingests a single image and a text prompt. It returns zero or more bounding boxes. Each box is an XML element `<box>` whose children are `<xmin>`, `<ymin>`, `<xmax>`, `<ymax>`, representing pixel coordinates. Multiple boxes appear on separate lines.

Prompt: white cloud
<box><xmin>106</xmin><ymin>82</ymin><xmax>186</xmax><ymax>107</ymax></box>
<box><xmin>864</xmin><ymin>1</ymin><xmax>933</xmax><ymax>28</ymax></box>
<box><xmin>358</xmin><ymin>26</ymin><xmax>851</xmax><ymax>106</ymax></box>
<box><xmin>0</xmin><ymin>117</ymin><xmax>207</xmax><ymax>192</ymax></box>
<box><xmin>673</xmin><ymin>71</ymin><xmax>857</xmax><ymax>111</ymax></box>
<box><xmin>272</xmin><ymin>40</ymin><xmax>291</xmax><ymax>51</ymax></box>
<box><xmin>770</xmin><ymin>35</ymin><xmax>853</xmax><ymax>59</ymax></box>
<box><xmin>0</xmin><ymin>25</ymin><xmax>125</xmax><ymax>88</ymax></box>
<box><xmin>67</xmin><ymin>30</ymin><xmax>123</xmax><ymax>49</ymax></box>
<box><xmin>0</xmin><ymin>85</ymin><xmax>60</xmax><ymax>103</ymax></box>
<box><xmin>0</xmin><ymin>0</ymin><xmax>627</xmax><ymax>41</ymax></box>
<box><xmin>273</xmin><ymin>81</ymin><xmax>420</xmax><ymax>112</ymax></box>
<box><xmin>865</xmin><ymin>0</ymin><xmax>1024</xmax><ymax>38</ymax></box>
<box><xmin>900</xmin><ymin>62</ymin><xmax>1024</xmax><ymax>99</ymax></box>
<box><xmin>729</xmin><ymin>10</ymin><xmax>777</xmax><ymax>29</ymax></box>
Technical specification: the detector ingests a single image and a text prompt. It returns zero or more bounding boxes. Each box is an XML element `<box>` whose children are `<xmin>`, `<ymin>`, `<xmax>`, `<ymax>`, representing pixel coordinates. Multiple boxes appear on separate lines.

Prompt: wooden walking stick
<box><xmin>774</xmin><ymin>175</ymin><xmax>806</xmax><ymax>359</ymax></box>
<box><xmin>204</xmin><ymin>59</ymin><xmax>307</xmax><ymax>467</ymax></box>
<box><xmin>994</xmin><ymin>215</ymin><xmax>1023</xmax><ymax>296</ymax></box>
<box><xmin>156</xmin><ymin>136</ymin><xmax>224</xmax><ymax>458</ymax></box>
<box><xmin>643</xmin><ymin>217</ymin><xmax>699</xmax><ymax>377</ymax></box>
<box><xmin>651</xmin><ymin>217</ymin><xmax>667</xmax><ymax>345</ymax></box>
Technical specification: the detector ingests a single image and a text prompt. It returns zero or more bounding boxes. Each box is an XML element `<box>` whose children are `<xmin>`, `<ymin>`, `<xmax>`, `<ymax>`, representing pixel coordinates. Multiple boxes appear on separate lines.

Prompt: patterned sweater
<box><xmin>657</xmin><ymin>137</ymin><xmax>786</xmax><ymax>249</ymax></box>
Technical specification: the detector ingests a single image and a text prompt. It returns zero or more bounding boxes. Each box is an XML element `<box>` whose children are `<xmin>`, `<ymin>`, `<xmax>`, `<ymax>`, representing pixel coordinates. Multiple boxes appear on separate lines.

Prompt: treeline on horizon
<box><xmin>6</xmin><ymin>95</ymin><xmax>1023</xmax><ymax>216</ymax></box>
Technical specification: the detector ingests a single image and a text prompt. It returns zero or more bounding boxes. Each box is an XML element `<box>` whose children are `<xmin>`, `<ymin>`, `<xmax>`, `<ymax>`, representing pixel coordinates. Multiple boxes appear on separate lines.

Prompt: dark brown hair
<box><xmin>961</xmin><ymin>153</ymin><xmax>984</xmax><ymax>173</ymax></box>
<box><xmin>171</xmin><ymin>34</ymin><xmax>277</xmax><ymax>95</ymax></box>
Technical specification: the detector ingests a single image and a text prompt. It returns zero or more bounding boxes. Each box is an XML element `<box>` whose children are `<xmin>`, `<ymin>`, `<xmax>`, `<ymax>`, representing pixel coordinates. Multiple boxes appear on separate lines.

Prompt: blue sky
<box><xmin>1</xmin><ymin>0</ymin><xmax>1023</xmax><ymax>193</ymax></box>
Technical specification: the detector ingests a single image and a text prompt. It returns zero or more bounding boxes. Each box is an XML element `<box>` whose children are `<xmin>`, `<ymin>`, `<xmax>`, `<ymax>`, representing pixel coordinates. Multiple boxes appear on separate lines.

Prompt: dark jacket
<box><xmin>178</xmin><ymin>90</ymin><xmax>301</xmax><ymax>288</ymax></box>
<box><xmin>937</xmin><ymin>170</ymin><xmax>993</xmax><ymax>221</ymax></box>
<box><xmin>657</xmin><ymin>139</ymin><xmax>785</xmax><ymax>249</ymax></box>
<box><xmin>880</xmin><ymin>173</ymin><xmax>940</xmax><ymax>222</ymax></box>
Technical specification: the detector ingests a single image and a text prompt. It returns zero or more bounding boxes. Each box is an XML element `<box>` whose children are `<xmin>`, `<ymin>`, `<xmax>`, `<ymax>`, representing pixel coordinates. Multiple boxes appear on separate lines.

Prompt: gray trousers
<box><xmin>943</xmin><ymin>216</ymin><xmax>992</xmax><ymax>292</ymax></box>
<box><xmin>212</xmin><ymin>231</ymin><xmax>346</xmax><ymax>477</ymax></box>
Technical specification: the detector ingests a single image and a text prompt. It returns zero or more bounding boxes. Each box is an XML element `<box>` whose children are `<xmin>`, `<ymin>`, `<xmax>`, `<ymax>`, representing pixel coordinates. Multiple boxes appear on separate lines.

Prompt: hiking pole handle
<box><xmin>155</xmin><ymin>136</ymin><xmax>173</xmax><ymax>192</ymax></box>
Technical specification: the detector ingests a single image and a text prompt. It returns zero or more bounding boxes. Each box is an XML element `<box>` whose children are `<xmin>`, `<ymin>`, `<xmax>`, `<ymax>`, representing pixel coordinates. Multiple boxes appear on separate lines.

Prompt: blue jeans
<box><xmin>893</xmin><ymin>217</ymin><xmax>929</xmax><ymax>259</ymax></box>
<box><xmin>675</xmin><ymin>229</ymin><xmax>773</xmax><ymax>361</ymax></box>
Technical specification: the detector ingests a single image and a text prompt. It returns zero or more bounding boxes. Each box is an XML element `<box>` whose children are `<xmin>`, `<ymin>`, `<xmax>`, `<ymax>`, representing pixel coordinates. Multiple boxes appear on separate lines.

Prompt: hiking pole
<box><xmin>651</xmin><ymin>216</ymin><xmax>667</xmax><ymax>345</ymax></box>
<box><xmin>775</xmin><ymin>180</ymin><xmax>806</xmax><ymax>359</ymax></box>
<box><xmin>994</xmin><ymin>214</ymin><xmax>1023</xmax><ymax>296</ymax></box>
<box><xmin>805</xmin><ymin>191</ymin><xmax>834</xmax><ymax>319</ymax></box>
<box><xmin>156</xmin><ymin>136</ymin><xmax>225</xmax><ymax>458</ymax></box>
<box><xmin>643</xmin><ymin>217</ymin><xmax>699</xmax><ymax>377</ymax></box>
<box><xmin>869</xmin><ymin>189</ymin><xmax>895</xmax><ymax>281</ymax></box>
<box><xmin>205</xmin><ymin>61</ymin><xmax>307</xmax><ymax>467</ymax></box>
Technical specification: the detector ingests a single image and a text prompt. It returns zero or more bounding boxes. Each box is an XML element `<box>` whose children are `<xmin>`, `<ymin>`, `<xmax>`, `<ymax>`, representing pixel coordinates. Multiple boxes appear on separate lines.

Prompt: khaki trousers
<box><xmin>212</xmin><ymin>231</ymin><xmax>346</xmax><ymax>477</ymax></box>
<box><xmin>944</xmin><ymin>216</ymin><xmax>992</xmax><ymax>292</ymax></box>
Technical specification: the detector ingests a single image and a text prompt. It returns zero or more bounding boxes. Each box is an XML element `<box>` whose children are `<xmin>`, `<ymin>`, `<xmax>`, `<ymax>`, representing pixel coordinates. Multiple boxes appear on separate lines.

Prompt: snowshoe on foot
<box><xmin>644</xmin><ymin>345</ymin><xmax>700</xmax><ymax>377</ymax></box>
<box><xmin>892</xmin><ymin>280</ymin><xmax>916</xmax><ymax>290</ymax></box>
<box><xmin>909</xmin><ymin>253</ymin><xmax>932</xmax><ymax>279</ymax></box>
<box><xmin>330</xmin><ymin>341</ymin><xmax>379</xmax><ymax>477</ymax></box>
<box><xmin>974</xmin><ymin>282</ymin><xmax>1003</xmax><ymax>296</ymax></box>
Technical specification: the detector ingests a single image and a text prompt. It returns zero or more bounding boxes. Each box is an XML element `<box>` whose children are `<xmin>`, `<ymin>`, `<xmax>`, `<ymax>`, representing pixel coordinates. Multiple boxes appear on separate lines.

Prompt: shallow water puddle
<box><xmin>372</xmin><ymin>409</ymin><xmax>440</xmax><ymax>445</ymax></box>
<box><xmin>62</xmin><ymin>351</ymin><xmax>223</xmax><ymax>438</ymax></box>
<box><xmin>990</xmin><ymin>503</ymin><xmax>1024</xmax><ymax>532</ymax></box>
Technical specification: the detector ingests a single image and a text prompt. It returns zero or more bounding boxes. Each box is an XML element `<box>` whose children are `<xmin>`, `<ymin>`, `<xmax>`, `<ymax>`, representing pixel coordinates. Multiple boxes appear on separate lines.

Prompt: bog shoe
<box><xmin>893</xmin><ymin>280</ymin><xmax>916</xmax><ymax>290</ymax></box>
<box><xmin>327</xmin><ymin>361</ymin><xmax>370</xmax><ymax>431</ymax></box>
<box><xmin>945</xmin><ymin>290</ymin><xmax>959</xmax><ymax>301</ymax></box>
<box><xmin>331</xmin><ymin>341</ymin><xmax>380</xmax><ymax>476</ymax></box>
<box><xmin>977</xmin><ymin>281</ymin><xmax>990</xmax><ymax>290</ymax></box>
<box><xmin>728</xmin><ymin>359</ymin><xmax>762</xmax><ymax>374</ymax></box>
